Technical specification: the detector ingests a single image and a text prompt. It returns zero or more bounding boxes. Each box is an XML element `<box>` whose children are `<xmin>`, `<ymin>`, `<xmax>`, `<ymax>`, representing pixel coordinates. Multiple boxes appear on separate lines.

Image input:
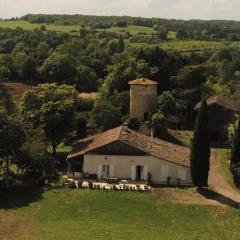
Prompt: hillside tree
<box><xmin>0</xmin><ymin>113</ymin><xmax>25</xmax><ymax>174</ymax></box>
<box><xmin>21</xmin><ymin>83</ymin><xmax>78</xmax><ymax>156</ymax></box>
<box><xmin>118</xmin><ymin>35</ymin><xmax>125</xmax><ymax>53</ymax></box>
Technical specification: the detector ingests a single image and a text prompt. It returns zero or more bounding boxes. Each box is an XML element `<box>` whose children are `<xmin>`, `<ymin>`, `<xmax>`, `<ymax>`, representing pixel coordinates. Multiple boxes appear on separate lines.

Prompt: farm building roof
<box><xmin>67</xmin><ymin>125</ymin><xmax>190</xmax><ymax>167</ymax></box>
<box><xmin>128</xmin><ymin>78</ymin><xmax>158</xmax><ymax>86</ymax></box>
<box><xmin>194</xmin><ymin>96</ymin><xmax>240</xmax><ymax>113</ymax></box>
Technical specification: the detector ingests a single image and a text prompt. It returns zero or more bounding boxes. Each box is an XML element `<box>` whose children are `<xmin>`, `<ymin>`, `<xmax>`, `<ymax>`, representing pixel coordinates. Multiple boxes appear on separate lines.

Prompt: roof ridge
<box><xmin>117</xmin><ymin>125</ymin><xmax>124</xmax><ymax>140</ymax></box>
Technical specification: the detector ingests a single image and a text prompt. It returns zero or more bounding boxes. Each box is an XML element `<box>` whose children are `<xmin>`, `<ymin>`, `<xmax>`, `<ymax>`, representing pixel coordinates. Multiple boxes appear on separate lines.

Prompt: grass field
<box><xmin>0</xmin><ymin>188</ymin><xmax>239</xmax><ymax>240</ymax></box>
<box><xmin>130</xmin><ymin>40</ymin><xmax>240</xmax><ymax>52</ymax></box>
<box><xmin>105</xmin><ymin>25</ymin><xmax>155</xmax><ymax>35</ymax></box>
<box><xmin>2</xmin><ymin>20</ymin><xmax>240</xmax><ymax>52</ymax></box>
<box><xmin>217</xmin><ymin>148</ymin><xmax>234</xmax><ymax>186</ymax></box>
<box><xmin>0</xmin><ymin>20</ymin><xmax>81</xmax><ymax>34</ymax></box>
<box><xmin>0</xmin><ymin>20</ymin><xmax>155</xmax><ymax>36</ymax></box>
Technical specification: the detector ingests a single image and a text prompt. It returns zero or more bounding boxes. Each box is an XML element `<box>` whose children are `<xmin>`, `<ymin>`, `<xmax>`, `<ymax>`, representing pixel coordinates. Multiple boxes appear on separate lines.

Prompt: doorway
<box><xmin>136</xmin><ymin>165</ymin><xmax>144</xmax><ymax>180</ymax></box>
<box><xmin>144</xmin><ymin>112</ymin><xmax>149</xmax><ymax>121</ymax></box>
<box><xmin>102</xmin><ymin>165</ymin><xmax>110</xmax><ymax>178</ymax></box>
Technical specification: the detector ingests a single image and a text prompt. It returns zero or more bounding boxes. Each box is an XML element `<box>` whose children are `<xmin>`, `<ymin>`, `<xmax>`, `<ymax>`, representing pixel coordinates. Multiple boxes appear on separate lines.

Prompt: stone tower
<box><xmin>129</xmin><ymin>78</ymin><xmax>158</xmax><ymax>122</ymax></box>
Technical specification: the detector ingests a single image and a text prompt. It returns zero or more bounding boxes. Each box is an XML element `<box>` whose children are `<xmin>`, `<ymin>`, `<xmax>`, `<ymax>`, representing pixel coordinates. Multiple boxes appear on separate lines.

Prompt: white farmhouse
<box><xmin>67</xmin><ymin>78</ymin><xmax>192</xmax><ymax>185</ymax></box>
<box><xmin>67</xmin><ymin>125</ymin><xmax>191</xmax><ymax>185</ymax></box>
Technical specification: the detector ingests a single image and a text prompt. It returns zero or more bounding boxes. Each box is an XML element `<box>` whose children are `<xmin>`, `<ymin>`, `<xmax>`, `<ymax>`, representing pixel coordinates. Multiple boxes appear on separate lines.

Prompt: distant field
<box><xmin>104</xmin><ymin>25</ymin><xmax>156</xmax><ymax>35</ymax></box>
<box><xmin>2</xmin><ymin>20</ymin><xmax>240</xmax><ymax>52</ymax></box>
<box><xmin>0</xmin><ymin>188</ymin><xmax>239</xmax><ymax>240</ymax></box>
<box><xmin>0</xmin><ymin>20</ymin><xmax>80</xmax><ymax>34</ymax></box>
<box><xmin>0</xmin><ymin>20</ymin><xmax>155</xmax><ymax>36</ymax></box>
<box><xmin>167</xmin><ymin>31</ymin><xmax>177</xmax><ymax>40</ymax></box>
<box><xmin>130</xmin><ymin>40</ymin><xmax>240</xmax><ymax>52</ymax></box>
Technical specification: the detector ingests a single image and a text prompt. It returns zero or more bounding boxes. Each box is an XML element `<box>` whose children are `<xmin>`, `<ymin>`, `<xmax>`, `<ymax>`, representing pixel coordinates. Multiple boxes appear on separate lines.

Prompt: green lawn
<box><xmin>1</xmin><ymin>188</ymin><xmax>240</xmax><ymax>240</ymax></box>
<box><xmin>217</xmin><ymin>148</ymin><xmax>234</xmax><ymax>185</ymax></box>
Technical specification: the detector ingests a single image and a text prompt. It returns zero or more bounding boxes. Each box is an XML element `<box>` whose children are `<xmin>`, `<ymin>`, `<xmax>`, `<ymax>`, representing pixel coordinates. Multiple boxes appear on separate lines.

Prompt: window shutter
<box><xmin>160</xmin><ymin>165</ymin><xmax>169</xmax><ymax>182</ymax></box>
<box><xmin>110</xmin><ymin>165</ymin><xmax>115</xmax><ymax>177</ymax></box>
<box><xmin>177</xmin><ymin>169</ymin><xmax>186</xmax><ymax>180</ymax></box>
<box><xmin>131</xmin><ymin>165</ymin><xmax>136</xmax><ymax>180</ymax></box>
<box><xmin>97</xmin><ymin>164</ymin><xmax>102</xmax><ymax>179</ymax></box>
<box><xmin>143</xmin><ymin>166</ymin><xmax>148</xmax><ymax>181</ymax></box>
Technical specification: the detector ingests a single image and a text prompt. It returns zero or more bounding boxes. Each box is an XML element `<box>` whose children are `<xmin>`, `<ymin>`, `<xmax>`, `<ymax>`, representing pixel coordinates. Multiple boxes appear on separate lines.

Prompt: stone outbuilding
<box><xmin>67</xmin><ymin>126</ymin><xmax>192</xmax><ymax>186</ymax></box>
<box><xmin>194</xmin><ymin>96</ymin><xmax>240</xmax><ymax>142</ymax></box>
<box><xmin>129</xmin><ymin>78</ymin><xmax>158</xmax><ymax>122</ymax></box>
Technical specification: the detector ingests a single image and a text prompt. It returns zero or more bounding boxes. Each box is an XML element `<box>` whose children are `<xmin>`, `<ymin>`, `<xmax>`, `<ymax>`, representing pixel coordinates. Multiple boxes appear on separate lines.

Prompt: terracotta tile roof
<box><xmin>128</xmin><ymin>78</ymin><xmax>158</xmax><ymax>86</ymax></box>
<box><xmin>67</xmin><ymin>126</ymin><xmax>190</xmax><ymax>167</ymax></box>
<box><xmin>194</xmin><ymin>96</ymin><xmax>240</xmax><ymax>112</ymax></box>
<box><xmin>67</xmin><ymin>126</ymin><xmax>122</xmax><ymax>159</ymax></box>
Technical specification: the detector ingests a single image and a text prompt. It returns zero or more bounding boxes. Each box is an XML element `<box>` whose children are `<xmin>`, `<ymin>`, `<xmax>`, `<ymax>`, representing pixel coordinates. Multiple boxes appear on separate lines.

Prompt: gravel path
<box><xmin>207</xmin><ymin>150</ymin><xmax>240</xmax><ymax>208</ymax></box>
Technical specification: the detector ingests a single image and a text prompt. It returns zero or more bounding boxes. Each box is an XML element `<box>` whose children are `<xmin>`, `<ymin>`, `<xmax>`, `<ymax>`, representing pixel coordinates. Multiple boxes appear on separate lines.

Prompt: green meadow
<box><xmin>1</xmin><ymin>188</ymin><xmax>239</xmax><ymax>240</ymax></box>
<box><xmin>130</xmin><ymin>40</ymin><xmax>240</xmax><ymax>52</ymax></box>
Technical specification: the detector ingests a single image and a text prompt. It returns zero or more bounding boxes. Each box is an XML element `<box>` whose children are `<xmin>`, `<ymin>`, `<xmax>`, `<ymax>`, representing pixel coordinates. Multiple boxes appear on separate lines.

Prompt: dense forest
<box><xmin>1</xmin><ymin>14</ymin><xmax>240</xmax><ymax>184</ymax></box>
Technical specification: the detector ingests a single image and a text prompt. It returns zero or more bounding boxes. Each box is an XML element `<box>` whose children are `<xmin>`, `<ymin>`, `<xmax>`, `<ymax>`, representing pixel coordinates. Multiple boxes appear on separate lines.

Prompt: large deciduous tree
<box><xmin>0</xmin><ymin>113</ymin><xmax>25</xmax><ymax>174</ymax></box>
<box><xmin>40</xmin><ymin>53</ymin><xmax>76</xmax><ymax>84</ymax></box>
<box><xmin>190</xmin><ymin>99</ymin><xmax>211</xmax><ymax>188</ymax></box>
<box><xmin>19</xmin><ymin>124</ymin><xmax>51</xmax><ymax>175</ymax></box>
<box><xmin>21</xmin><ymin>83</ymin><xmax>78</xmax><ymax>156</ymax></box>
<box><xmin>118</xmin><ymin>35</ymin><xmax>125</xmax><ymax>53</ymax></box>
<box><xmin>90</xmin><ymin>100</ymin><xmax>121</xmax><ymax>132</ymax></box>
<box><xmin>158</xmin><ymin>91</ymin><xmax>179</xmax><ymax>117</ymax></box>
<box><xmin>0</xmin><ymin>84</ymin><xmax>15</xmax><ymax>115</ymax></box>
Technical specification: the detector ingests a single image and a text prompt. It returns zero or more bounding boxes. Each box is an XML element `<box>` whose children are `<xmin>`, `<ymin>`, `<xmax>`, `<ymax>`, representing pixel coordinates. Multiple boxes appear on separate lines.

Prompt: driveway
<box><xmin>207</xmin><ymin>150</ymin><xmax>240</xmax><ymax>207</ymax></box>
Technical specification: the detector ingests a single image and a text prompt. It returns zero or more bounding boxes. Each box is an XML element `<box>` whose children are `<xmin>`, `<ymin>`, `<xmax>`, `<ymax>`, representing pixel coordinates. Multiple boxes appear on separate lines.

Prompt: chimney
<box><xmin>122</xmin><ymin>122</ymin><xmax>128</xmax><ymax>133</ymax></box>
<box><xmin>150</xmin><ymin>128</ymin><xmax>154</xmax><ymax>140</ymax></box>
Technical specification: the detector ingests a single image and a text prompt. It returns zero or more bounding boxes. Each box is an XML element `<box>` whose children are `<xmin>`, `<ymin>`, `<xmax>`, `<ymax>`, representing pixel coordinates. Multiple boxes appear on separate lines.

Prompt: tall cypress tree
<box><xmin>190</xmin><ymin>99</ymin><xmax>211</xmax><ymax>187</ymax></box>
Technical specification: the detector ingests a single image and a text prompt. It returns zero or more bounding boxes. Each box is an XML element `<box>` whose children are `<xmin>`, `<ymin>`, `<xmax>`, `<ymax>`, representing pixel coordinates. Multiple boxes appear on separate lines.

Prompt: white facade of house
<box><xmin>83</xmin><ymin>154</ymin><xmax>192</xmax><ymax>185</ymax></box>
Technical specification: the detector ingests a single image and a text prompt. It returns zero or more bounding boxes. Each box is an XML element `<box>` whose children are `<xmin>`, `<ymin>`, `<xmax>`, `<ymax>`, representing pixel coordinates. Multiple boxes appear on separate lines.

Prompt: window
<box><xmin>136</xmin><ymin>165</ymin><xmax>144</xmax><ymax>180</ymax></box>
<box><xmin>144</xmin><ymin>112</ymin><xmax>149</xmax><ymax>121</ymax></box>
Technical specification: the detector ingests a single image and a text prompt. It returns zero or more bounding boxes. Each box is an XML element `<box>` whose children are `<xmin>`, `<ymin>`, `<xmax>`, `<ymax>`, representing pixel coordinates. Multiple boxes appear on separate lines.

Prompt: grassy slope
<box><xmin>0</xmin><ymin>20</ymin><xmax>155</xmax><ymax>36</ymax></box>
<box><xmin>0</xmin><ymin>20</ymin><xmax>81</xmax><ymax>33</ymax></box>
<box><xmin>1</xmin><ymin>188</ymin><xmax>240</xmax><ymax>240</ymax></box>
<box><xmin>105</xmin><ymin>25</ymin><xmax>156</xmax><ymax>35</ymax></box>
<box><xmin>217</xmin><ymin>148</ymin><xmax>234</xmax><ymax>186</ymax></box>
<box><xmin>130</xmin><ymin>40</ymin><xmax>240</xmax><ymax>52</ymax></box>
<box><xmin>2</xmin><ymin>20</ymin><xmax>240</xmax><ymax>52</ymax></box>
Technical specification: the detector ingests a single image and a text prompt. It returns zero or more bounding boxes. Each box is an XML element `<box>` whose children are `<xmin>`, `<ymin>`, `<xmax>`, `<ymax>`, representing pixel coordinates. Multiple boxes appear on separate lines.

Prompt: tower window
<box><xmin>144</xmin><ymin>112</ymin><xmax>149</xmax><ymax>121</ymax></box>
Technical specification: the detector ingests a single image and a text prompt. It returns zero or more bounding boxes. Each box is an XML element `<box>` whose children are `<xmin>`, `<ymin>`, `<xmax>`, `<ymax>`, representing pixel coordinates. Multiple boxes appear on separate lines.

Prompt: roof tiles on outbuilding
<box><xmin>128</xmin><ymin>78</ymin><xmax>158</xmax><ymax>86</ymax></box>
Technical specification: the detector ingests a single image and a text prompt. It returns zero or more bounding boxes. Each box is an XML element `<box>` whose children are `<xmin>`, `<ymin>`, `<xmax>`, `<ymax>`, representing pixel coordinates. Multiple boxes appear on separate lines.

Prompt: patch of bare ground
<box><xmin>3</xmin><ymin>82</ymin><xmax>32</xmax><ymax>95</ymax></box>
<box><xmin>209</xmin><ymin>150</ymin><xmax>240</xmax><ymax>204</ymax></box>
<box><xmin>152</xmin><ymin>188</ymin><xmax>222</xmax><ymax>206</ymax></box>
<box><xmin>0</xmin><ymin>211</ymin><xmax>36</xmax><ymax>240</ymax></box>
<box><xmin>78</xmin><ymin>92</ymin><xmax>97</xmax><ymax>100</ymax></box>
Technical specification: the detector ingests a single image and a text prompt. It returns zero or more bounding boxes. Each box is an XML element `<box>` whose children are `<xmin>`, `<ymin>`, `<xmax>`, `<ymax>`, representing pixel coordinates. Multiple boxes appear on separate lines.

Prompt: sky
<box><xmin>0</xmin><ymin>0</ymin><xmax>240</xmax><ymax>21</ymax></box>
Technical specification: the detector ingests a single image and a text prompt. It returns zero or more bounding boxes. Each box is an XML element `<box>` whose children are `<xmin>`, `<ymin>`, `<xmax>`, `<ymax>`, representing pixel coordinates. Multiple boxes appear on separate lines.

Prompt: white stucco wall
<box><xmin>83</xmin><ymin>154</ymin><xmax>192</xmax><ymax>185</ymax></box>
